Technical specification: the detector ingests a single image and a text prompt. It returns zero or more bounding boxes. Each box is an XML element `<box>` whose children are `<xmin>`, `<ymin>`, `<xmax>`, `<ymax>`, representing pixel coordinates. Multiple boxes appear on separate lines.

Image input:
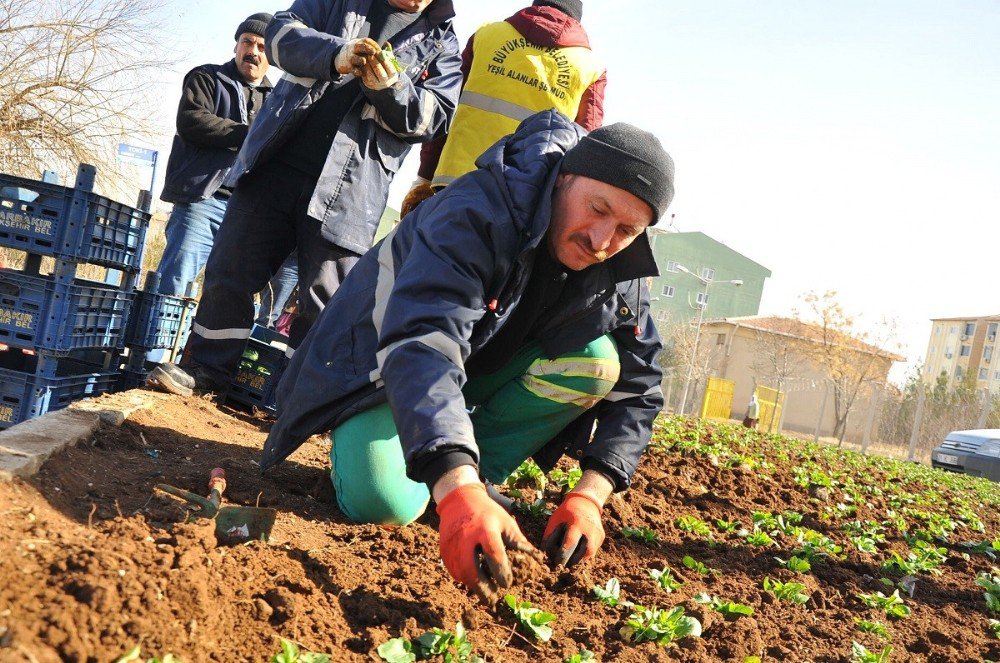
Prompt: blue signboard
<box><xmin>117</xmin><ymin>143</ymin><xmax>158</xmax><ymax>166</ymax></box>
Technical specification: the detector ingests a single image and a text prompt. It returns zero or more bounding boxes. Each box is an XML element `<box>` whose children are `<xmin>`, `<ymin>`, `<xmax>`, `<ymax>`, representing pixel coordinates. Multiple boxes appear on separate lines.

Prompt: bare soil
<box><xmin>1</xmin><ymin>393</ymin><xmax>998</xmax><ymax>662</ymax></box>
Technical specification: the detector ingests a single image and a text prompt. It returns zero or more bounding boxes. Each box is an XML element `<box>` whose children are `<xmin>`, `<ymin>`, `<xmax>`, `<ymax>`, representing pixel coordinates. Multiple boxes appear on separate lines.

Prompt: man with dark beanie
<box><xmin>261</xmin><ymin>110</ymin><xmax>672</xmax><ymax>602</ymax></box>
<box><xmin>155</xmin><ymin>13</ymin><xmax>275</xmax><ymax>300</ymax></box>
<box><xmin>400</xmin><ymin>0</ymin><xmax>605</xmax><ymax>216</ymax></box>
<box><xmin>149</xmin><ymin>0</ymin><xmax>462</xmax><ymax>397</ymax></box>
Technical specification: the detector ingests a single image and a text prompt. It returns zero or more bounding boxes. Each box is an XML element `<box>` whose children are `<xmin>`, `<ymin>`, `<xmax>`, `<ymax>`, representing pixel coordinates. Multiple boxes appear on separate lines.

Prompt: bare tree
<box><xmin>0</xmin><ymin>0</ymin><xmax>164</xmax><ymax>189</ymax></box>
<box><xmin>750</xmin><ymin>322</ymin><xmax>808</xmax><ymax>432</ymax></box>
<box><xmin>796</xmin><ymin>290</ymin><xmax>899</xmax><ymax>442</ymax></box>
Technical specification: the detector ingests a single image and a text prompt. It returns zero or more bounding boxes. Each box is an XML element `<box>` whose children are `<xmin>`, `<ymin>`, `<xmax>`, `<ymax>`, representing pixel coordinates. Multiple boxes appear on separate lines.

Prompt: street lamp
<box><xmin>675</xmin><ymin>263</ymin><xmax>743</xmax><ymax>416</ymax></box>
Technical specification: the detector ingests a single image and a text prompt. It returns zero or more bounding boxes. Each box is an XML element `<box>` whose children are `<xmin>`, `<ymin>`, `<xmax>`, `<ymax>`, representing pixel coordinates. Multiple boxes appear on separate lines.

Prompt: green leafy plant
<box><xmin>682</xmin><ymin>554</ymin><xmax>715</xmax><ymax>576</ymax></box>
<box><xmin>676</xmin><ymin>514</ymin><xmax>712</xmax><ymax>537</ymax></box>
<box><xmin>856</xmin><ymin>590</ymin><xmax>911</xmax><ymax>620</ymax></box>
<box><xmin>648</xmin><ymin>567</ymin><xmax>683</xmax><ymax>592</ymax></box>
<box><xmin>548</xmin><ymin>466</ymin><xmax>582</xmax><ymax>492</ymax></box>
<box><xmin>762</xmin><ymin>577</ymin><xmax>810</xmax><ymax>605</ymax></box>
<box><xmin>592</xmin><ymin>577</ymin><xmax>631</xmax><ymax>608</ymax></box>
<box><xmin>619</xmin><ymin>605</ymin><xmax>702</xmax><ymax>646</ymax></box>
<box><xmin>977</xmin><ymin>571</ymin><xmax>1000</xmax><ymax>613</ymax></box>
<box><xmin>621</xmin><ymin>526</ymin><xmax>659</xmax><ymax>543</ymax></box>
<box><xmin>272</xmin><ymin>639</ymin><xmax>332</xmax><ymax>663</ymax></box>
<box><xmin>513</xmin><ymin>497</ymin><xmax>552</xmax><ymax>518</ymax></box>
<box><xmin>989</xmin><ymin>619</ymin><xmax>1000</xmax><ymax>639</ymax></box>
<box><xmin>694</xmin><ymin>592</ymin><xmax>754</xmax><ymax>617</ymax></box>
<box><xmin>504</xmin><ymin>594</ymin><xmax>557</xmax><ymax>642</ymax></box>
<box><xmin>881</xmin><ymin>540</ymin><xmax>947</xmax><ymax>576</ymax></box>
<box><xmin>851</xmin><ymin>641</ymin><xmax>892</xmax><ymax>662</ymax></box>
<box><xmin>854</xmin><ymin>619</ymin><xmax>891</xmax><ymax>640</ymax></box>
<box><xmin>378</xmin><ymin>623</ymin><xmax>482</xmax><ymax>663</ymax></box>
<box><xmin>715</xmin><ymin>518</ymin><xmax>740</xmax><ymax>533</ymax></box>
<box><xmin>745</xmin><ymin>530</ymin><xmax>775</xmax><ymax>547</ymax></box>
<box><xmin>379</xmin><ymin>43</ymin><xmax>405</xmax><ymax>73</ymax></box>
<box><xmin>563</xmin><ymin>649</ymin><xmax>596</xmax><ymax>663</ymax></box>
<box><xmin>774</xmin><ymin>555</ymin><xmax>812</xmax><ymax>573</ymax></box>
<box><xmin>506</xmin><ymin>459</ymin><xmax>546</xmax><ymax>490</ymax></box>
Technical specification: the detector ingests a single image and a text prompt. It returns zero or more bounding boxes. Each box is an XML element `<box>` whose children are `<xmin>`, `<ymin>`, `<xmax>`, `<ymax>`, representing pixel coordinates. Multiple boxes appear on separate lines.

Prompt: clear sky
<box><xmin>149</xmin><ymin>0</ymin><xmax>1000</xmax><ymax>383</ymax></box>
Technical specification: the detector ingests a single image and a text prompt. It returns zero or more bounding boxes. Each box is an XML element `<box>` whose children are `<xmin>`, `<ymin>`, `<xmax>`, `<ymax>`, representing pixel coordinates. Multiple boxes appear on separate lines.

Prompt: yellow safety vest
<box><xmin>433</xmin><ymin>21</ymin><xmax>604</xmax><ymax>188</ymax></box>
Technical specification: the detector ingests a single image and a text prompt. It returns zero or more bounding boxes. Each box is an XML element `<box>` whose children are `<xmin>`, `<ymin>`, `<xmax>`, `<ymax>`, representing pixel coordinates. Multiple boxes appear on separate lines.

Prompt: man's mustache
<box><xmin>242</xmin><ymin>55</ymin><xmax>260</xmax><ymax>65</ymax></box>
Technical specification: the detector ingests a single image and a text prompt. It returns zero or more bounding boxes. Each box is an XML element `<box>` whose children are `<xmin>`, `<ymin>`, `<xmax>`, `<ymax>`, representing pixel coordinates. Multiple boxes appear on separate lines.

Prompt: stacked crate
<box><xmin>119</xmin><ymin>273</ymin><xmax>197</xmax><ymax>389</ymax></box>
<box><xmin>0</xmin><ymin>164</ymin><xmax>149</xmax><ymax>429</ymax></box>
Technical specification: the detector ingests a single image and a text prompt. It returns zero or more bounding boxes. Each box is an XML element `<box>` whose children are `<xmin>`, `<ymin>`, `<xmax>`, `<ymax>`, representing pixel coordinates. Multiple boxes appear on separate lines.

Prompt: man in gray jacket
<box><xmin>150</xmin><ymin>0</ymin><xmax>462</xmax><ymax>396</ymax></box>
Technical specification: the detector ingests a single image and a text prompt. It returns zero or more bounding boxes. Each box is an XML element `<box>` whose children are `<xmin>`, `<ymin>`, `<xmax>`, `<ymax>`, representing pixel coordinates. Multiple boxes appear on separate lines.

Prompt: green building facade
<box><xmin>648</xmin><ymin>231</ymin><xmax>771</xmax><ymax>327</ymax></box>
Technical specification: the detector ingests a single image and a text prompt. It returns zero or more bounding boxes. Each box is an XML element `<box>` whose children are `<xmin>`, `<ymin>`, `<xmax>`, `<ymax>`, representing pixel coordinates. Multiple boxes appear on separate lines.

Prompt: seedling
<box><xmin>745</xmin><ymin>530</ymin><xmax>775</xmax><ymax>547</ymax></box>
<box><xmin>513</xmin><ymin>497</ymin><xmax>552</xmax><ymax>519</ymax></box>
<box><xmin>856</xmin><ymin>590</ymin><xmax>911</xmax><ymax>620</ymax></box>
<box><xmin>762</xmin><ymin>577</ymin><xmax>810</xmax><ymax>605</ymax></box>
<box><xmin>774</xmin><ymin>555</ymin><xmax>812</xmax><ymax>573</ymax></box>
<box><xmin>548</xmin><ymin>466</ymin><xmax>582</xmax><ymax>492</ymax></box>
<box><xmin>507</xmin><ymin>459</ymin><xmax>546</xmax><ymax>490</ymax></box>
<box><xmin>682</xmin><ymin>554</ymin><xmax>716</xmax><ymax>576</ymax></box>
<box><xmin>563</xmin><ymin>650</ymin><xmax>596</xmax><ymax>663</ymax></box>
<box><xmin>504</xmin><ymin>594</ymin><xmax>557</xmax><ymax>642</ymax></box>
<box><xmin>881</xmin><ymin>540</ymin><xmax>947</xmax><ymax>576</ymax></box>
<box><xmin>622</xmin><ymin>526</ymin><xmax>659</xmax><ymax>543</ymax></box>
<box><xmin>977</xmin><ymin>571</ymin><xmax>1000</xmax><ymax>613</ymax></box>
<box><xmin>592</xmin><ymin>577</ymin><xmax>632</xmax><ymax>608</ymax></box>
<box><xmin>989</xmin><ymin>619</ymin><xmax>1000</xmax><ymax>639</ymax></box>
<box><xmin>379</xmin><ymin>43</ymin><xmax>405</xmax><ymax>73</ymax></box>
<box><xmin>959</xmin><ymin>538</ymin><xmax>1000</xmax><ymax>561</ymax></box>
<box><xmin>694</xmin><ymin>592</ymin><xmax>754</xmax><ymax>617</ymax></box>
<box><xmin>850</xmin><ymin>641</ymin><xmax>892</xmax><ymax>663</ymax></box>
<box><xmin>854</xmin><ymin>619</ymin><xmax>891</xmax><ymax>639</ymax></box>
<box><xmin>715</xmin><ymin>518</ymin><xmax>740</xmax><ymax>533</ymax></box>
<box><xmin>378</xmin><ymin>623</ymin><xmax>482</xmax><ymax>663</ymax></box>
<box><xmin>619</xmin><ymin>605</ymin><xmax>702</xmax><ymax>646</ymax></box>
<box><xmin>676</xmin><ymin>514</ymin><xmax>712</xmax><ymax>537</ymax></box>
<box><xmin>272</xmin><ymin>639</ymin><xmax>332</xmax><ymax>663</ymax></box>
<box><xmin>648</xmin><ymin>567</ymin><xmax>683</xmax><ymax>592</ymax></box>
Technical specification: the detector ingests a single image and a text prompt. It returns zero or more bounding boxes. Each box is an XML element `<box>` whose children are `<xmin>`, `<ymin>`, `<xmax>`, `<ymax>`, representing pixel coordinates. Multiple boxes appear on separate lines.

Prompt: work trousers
<box><xmin>329</xmin><ymin>335</ymin><xmax>621</xmax><ymax>525</ymax></box>
<box><xmin>184</xmin><ymin>163</ymin><xmax>359</xmax><ymax>384</ymax></box>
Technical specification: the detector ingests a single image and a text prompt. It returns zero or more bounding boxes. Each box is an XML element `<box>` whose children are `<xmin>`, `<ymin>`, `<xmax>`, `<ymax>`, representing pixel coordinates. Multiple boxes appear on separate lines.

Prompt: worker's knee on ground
<box><xmin>528</xmin><ymin>335</ymin><xmax>620</xmax><ymax>407</ymax></box>
<box><xmin>328</xmin><ymin>406</ymin><xmax>430</xmax><ymax>526</ymax></box>
<box><xmin>332</xmin><ymin>471</ymin><xmax>429</xmax><ymax>526</ymax></box>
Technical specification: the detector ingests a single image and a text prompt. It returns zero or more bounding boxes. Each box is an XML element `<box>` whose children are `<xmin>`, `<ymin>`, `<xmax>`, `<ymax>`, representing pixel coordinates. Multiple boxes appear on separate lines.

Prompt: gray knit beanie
<box><xmin>561</xmin><ymin>123</ymin><xmax>675</xmax><ymax>224</ymax></box>
<box><xmin>533</xmin><ymin>0</ymin><xmax>583</xmax><ymax>21</ymax></box>
<box><xmin>235</xmin><ymin>12</ymin><xmax>272</xmax><ymax>41</ymax></box>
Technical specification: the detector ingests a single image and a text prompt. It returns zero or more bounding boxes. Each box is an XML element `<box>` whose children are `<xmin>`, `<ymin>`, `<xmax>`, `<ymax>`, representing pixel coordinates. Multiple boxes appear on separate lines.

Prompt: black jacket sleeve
<box><xmin>175</xmin><ymin>67</ymin><xmax>247</xmax><ymax>149</ymax></box>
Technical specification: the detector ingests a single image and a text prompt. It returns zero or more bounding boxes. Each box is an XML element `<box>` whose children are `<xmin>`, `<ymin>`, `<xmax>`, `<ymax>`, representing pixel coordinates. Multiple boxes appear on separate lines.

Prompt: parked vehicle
<box><xmin>931</xmin><ymin>429</ymin><xmax>1000</xmax><ymax>481</ymax></box>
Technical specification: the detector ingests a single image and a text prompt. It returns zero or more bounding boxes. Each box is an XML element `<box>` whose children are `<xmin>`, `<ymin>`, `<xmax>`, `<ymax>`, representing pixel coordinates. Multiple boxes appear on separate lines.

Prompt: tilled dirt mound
<box><xmin>1</xmin><ymin>394</ymin><xmax>998</xmax><ymax>662</ymax></box>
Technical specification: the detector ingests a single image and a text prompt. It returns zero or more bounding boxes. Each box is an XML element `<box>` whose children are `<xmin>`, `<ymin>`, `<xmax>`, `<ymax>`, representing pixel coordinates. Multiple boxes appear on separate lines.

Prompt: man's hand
<box><xmin>435</xmin><ymin>472</ymin><xmax>535</xmax><ymax>602</ymax></box>
<box><xmin>541</xmin><ymin>470</ymin><xmax>613</xmax><ymax>567</ymax></box>
<box><xmin>400</xmin><ymin>179</ymin><xmax>435</xmax><ymax>217</ymax></box>
<box><xmin>333</xmin><ymin>37</ymin><xmax>380</xmax><ymax>75</ymax></box>
<box><xmin>359</xmin><ymin>54</ymin><xmax>399</xmax><ymax>90</ymax></box>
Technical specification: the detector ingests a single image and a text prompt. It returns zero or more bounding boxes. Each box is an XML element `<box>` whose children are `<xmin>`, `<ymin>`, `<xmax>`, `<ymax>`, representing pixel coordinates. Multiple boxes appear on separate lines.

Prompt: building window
<box><xmin>655</xmin><ymin>310</ymin><xmax>669</xmax><ymax>323</ymax></box>
<box><xmin>665</xmin><ymin>261</ymin><xmax>679</xmax><ymax>272</ymax></box>
<box><xmin>661</xmin><ymin>285</ymin><xmax>675</xmax><ymax>297</ymax></box>
<box><xmin>961</xmin><ymin>345</ymin><xmax>971</xmax><ymax>357</ymax></box>
<box><xmin>955</xmin><ymin>366</ymin><xmax>964</xmax><ymax>379</ymax></box>
<box><xmin>716</xmin><ymin>333</ymin><xmax>726</xmax><ymax>345</ymax></box>
<box><xmin>995</xmin><ymin>370</ymin><xmax>1000</xmax><ymax>381</ymax></box>
<box><xmin>951</xmin><ymin>326</ymin><xmax>959</xmax><ymax>334</ymax></box>
<box><xmin>935</xmin><ymin>326</ymin><xmax>941</xmax><ymax>335</ymax></box>
<box><xmin>981</xmin><ymin>368</ymin><xmax>989</xmax><ymax>380</ymax></box>
<box><xmin>986</xmin><ymin>346</ymin><xmax>993</xmax><ymax>362</ymax></box>
<box><xmin>965</xmin><ymin>323</ymin><xmax>976</xmax><ymax>336</ymax></box>
<box><xmin>930</xmin><ymin>345</ymin><xmax>936</xmax><ymax>356</ymax></box>
<box><xmin>700</xmin><ymin>267</ymin><xmax>715</xmax><ymax>281</ymax></box>
<box><xmin>990</xmin><ymin>323</ymin><xmax>998</xmax><ymax>341</ymax></box>
<box><xmin>696</xmin><ymin>292</ymin><xmax>709</xmax><ymax>308</ymax></box>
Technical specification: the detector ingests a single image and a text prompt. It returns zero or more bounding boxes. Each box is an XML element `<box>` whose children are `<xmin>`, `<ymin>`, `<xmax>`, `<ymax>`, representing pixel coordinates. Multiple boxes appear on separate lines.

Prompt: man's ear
<box><xmin>233</xmin><ymin>43</ymin><xmax>238</xmax><ymax>55</ymax></box>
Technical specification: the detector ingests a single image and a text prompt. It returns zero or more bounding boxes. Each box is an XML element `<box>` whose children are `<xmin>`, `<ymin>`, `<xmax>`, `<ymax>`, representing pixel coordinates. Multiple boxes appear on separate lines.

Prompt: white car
<box><xmin>931</xmin><ymin>429</ymin><xmax>1000</xmax><ymax>481</ymax></box>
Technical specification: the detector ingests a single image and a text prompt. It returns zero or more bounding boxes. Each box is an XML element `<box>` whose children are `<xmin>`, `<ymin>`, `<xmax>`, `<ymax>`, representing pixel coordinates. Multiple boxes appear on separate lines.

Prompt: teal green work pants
<box><xmin>330</xmin><ymin>335</ymin><xmax>620</xmax><ymax>525</ymax></box>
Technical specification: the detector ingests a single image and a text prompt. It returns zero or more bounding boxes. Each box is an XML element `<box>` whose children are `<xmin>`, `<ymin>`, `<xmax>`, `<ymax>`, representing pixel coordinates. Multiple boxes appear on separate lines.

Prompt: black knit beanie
<box><xmin>533</xmin><ymin>0</ymin><xmax>583</xmax><ymax>21</ymax></box>
<box><xmin>235</xmin><ymin>12</ymin><xmax>273</xmax><ymax>40</ymax></box>
<box><xmin>561</xmin><ymin>123</ymin><xmax>675</xmax><ymax>224</ymax></box>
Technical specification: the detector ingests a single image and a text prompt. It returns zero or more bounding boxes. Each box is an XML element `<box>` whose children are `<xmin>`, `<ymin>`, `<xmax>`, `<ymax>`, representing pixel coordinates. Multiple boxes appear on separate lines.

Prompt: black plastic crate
<box><xmin>0</xmin><ymin>166</ymin><xmax>149</xmax><ymax>271</ymax></box>
<box><xmin>0</xmin><ymin>269</ymin><xmax>132</xmax><ymax>354</ymax></box>
<box><xmin>227</xmin><ymin>326</ymin><xmax>288</xmax><ymax>414</ymax></box>
<box><xmin>124</xmin><ymin>289</ymin><xmax>196</xmax><ymax>351</ymax></box>
<box><xmin>0</xmin><ymin>349</ymin><xmax>118</xmax><ymax>429</ymax></box>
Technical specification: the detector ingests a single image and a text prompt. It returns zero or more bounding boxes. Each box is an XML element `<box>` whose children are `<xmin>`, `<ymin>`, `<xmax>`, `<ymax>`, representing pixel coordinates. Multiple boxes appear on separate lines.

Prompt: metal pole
<box><xmin>906</xmin><ymin>390</ymin><xmax>926</xmax><ymax>462</ymax></box>
<box><xmin>813</xmin><ymin>383</ymin><xmax>829</xmax><ymax>442</ymax></box>
<box><xmin>678</xmin><ymin>286</ymin><xmax>708</xmax><ymax>416</ymax></box>
<box><xmin>861</xmin><ymin>389</ymin><xmax>881</xmax><ymax>454</ymax></box>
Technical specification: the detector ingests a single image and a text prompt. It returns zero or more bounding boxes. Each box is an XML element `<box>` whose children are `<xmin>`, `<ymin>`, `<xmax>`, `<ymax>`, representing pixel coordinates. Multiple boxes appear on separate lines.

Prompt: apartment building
<box><xmin>923</xmin><ymin>315</ymin><xmax>1000</xmax><ymax>393</ymax></box>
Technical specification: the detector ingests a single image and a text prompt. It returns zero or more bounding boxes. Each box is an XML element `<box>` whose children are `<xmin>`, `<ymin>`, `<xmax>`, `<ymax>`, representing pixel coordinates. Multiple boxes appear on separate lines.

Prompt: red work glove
<box><xmin>436</xmin><ymin>482</ymin><xmax>534</xmax><ymax>602</ymax></box>
<box><xmin>541</xmin><ymin>491</ymin><xmax>605</xmax><ymax>568</ymax></box>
